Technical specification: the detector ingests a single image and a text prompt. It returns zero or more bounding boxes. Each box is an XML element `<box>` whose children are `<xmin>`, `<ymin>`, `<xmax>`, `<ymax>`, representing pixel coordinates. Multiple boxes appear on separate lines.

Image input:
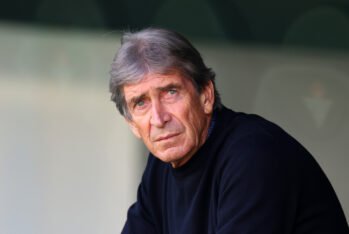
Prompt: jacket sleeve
<box><xmin>121</xmin><ymin>184</ymin><xmax>157</xmax><ymax>234</ymax></box>
<box><xmin>216</xmin><ymin>132</ymin><xmax>300</xmax><ymax>234</ymax></box>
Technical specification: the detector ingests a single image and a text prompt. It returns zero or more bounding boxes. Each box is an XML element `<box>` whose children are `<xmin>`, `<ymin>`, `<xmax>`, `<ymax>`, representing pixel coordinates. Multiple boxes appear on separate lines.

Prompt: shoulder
<box><xmin>218</xmin><ymin>107</ymin><xmax>310</xmax><ymax>156</ymax></box>
<box><xmin>213</xmin><ymin>108</ymin><xmax>306</xmax><ymax>187</ymax></box>
<box><xmin>216</xmin><ymin>108</ymin><xmax>296</xmax><ymax>158</ymax></box>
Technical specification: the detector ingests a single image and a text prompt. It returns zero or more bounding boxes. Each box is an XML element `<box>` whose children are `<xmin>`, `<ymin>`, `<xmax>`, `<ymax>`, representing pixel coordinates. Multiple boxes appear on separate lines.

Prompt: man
<box><xmin>109</xmin><ymin>28</ymin><xmax>349</xmax><ymax>233</ymax></box>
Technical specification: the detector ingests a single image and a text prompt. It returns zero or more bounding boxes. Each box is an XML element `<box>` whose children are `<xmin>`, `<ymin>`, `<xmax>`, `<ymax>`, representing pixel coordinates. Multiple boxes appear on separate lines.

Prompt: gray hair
<box><xmin>109</xmin><ymin>28</ymin><xmax>222</xmax><ymax>119</ymax></box>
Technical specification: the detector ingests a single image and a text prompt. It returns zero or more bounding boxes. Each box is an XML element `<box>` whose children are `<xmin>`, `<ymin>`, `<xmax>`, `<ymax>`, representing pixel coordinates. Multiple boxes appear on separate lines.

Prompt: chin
<box><xmin>153</xmin><ymin>146</ymin><xmax>192</xmax><ymax>166</ymax></box>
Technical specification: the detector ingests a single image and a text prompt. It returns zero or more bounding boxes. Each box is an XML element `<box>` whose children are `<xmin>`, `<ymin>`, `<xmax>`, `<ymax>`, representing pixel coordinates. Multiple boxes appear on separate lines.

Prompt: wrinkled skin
<box><xmin>123</xmin><ymin>72</ymin><xmax>214</xmax><ymax>168</ymax></box>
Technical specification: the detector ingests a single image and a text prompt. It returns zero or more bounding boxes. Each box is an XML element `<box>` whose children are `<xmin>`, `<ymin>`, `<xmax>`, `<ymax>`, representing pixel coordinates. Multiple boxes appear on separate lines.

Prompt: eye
<box><xmin>135</xmin><ymin>100</ymin><xmax>145</xmax><ymax>107</ymax></box>
<box><xmin>168</xmin><ymin>89</ymin><xmax>177</xmax><ymax>95</ymax></box>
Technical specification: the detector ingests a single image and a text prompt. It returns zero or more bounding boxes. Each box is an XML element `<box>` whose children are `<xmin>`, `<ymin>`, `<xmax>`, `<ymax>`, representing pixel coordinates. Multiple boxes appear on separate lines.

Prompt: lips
<box><xmin>154</xmin><ymin>133</ymin><xmax>180</xmax><ymax>142</ymax></box>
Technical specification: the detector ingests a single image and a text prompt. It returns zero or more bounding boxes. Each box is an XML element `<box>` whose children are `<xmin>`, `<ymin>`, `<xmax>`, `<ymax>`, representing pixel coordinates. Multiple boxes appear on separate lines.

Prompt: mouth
<box><xmin>154</xmin><ymin>133</ymin><xmax>180</xmax><ymax>142</ymax></box>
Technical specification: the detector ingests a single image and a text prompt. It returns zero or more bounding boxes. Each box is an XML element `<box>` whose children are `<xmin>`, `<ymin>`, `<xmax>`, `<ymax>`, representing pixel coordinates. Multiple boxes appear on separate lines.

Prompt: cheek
<box><xmin>133</xmin><ymin>119</ymin><xmax>151</xmax><ymax>139</ymax></box>
<box><xmin>188</xmin><ymin>110</ymin><xmax>207</xmax><ymax>138</ymax></box>
<box><xmin>182</xmin><ymin>114</ymin><xmax>203</xmax><ymax>141</ymax></box>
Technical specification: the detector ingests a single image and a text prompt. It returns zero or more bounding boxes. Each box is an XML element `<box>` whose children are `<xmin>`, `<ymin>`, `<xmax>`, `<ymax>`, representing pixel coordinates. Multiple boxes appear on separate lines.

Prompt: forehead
<box><xmin>123</xmin><ymin>73</ymin><xmax>194</xmax><ymax>100</ymax></box>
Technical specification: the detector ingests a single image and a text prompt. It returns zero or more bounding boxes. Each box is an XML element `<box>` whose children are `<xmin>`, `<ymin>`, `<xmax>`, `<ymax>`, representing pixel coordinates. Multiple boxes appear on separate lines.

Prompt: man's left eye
<box><xmin>168</xmin><ymin>89</ymin><xmax>177</xmax><ymax>95</ymax></box>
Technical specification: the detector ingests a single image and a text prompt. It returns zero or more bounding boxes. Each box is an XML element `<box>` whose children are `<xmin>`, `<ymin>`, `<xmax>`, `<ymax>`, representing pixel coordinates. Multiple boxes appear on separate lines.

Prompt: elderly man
<box><xmin>109</xmin><ymin>28</ymin><xmax>349</xmax><ymax>234</ymax></box>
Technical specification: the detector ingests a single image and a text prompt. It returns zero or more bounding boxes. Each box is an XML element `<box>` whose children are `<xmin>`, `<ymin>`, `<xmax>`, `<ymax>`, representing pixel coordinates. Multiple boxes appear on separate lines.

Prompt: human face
<box><xmin>123</xmin><ymin>72</ymin><xmax>214</xmax><ymax>168</ymax></box>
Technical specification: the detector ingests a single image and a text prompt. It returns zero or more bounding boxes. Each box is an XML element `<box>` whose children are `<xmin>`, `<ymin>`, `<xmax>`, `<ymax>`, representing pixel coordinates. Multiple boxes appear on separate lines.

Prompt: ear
<box><xmin>125</xmin><ymin>118</ymin><xmax>141</xmax><ymax>139</ymax></box>
<box><xmin>200</xmin><ymin>80</ymin><xmax>215</xmax><ymax>114</ymax></box>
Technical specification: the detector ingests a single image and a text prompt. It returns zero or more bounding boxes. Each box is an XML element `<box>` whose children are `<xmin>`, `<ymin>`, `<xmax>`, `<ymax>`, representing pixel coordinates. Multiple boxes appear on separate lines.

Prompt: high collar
<box><xmin>169</xmin><ymin>106</ymin><xmax>238</xmax><ymax>179</ymax></box>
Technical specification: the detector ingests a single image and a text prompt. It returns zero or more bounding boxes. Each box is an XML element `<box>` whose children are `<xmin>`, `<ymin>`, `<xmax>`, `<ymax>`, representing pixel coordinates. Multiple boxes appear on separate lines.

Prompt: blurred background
<box><xmin>0</xmin><ymin>0</ymin><xmax>348</xmax><ymax>233</ymax></box>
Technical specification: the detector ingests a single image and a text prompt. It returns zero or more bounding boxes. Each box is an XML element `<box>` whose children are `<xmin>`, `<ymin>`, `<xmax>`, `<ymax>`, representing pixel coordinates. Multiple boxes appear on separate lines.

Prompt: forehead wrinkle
<box><xmin>129</xmin><ymin>82</ymin><xmax>180</xmax><ymax>100</ymax></box>
<box><xmin>124</xmin><ymin>84</ymin><xmax>144</xmax><ymax>105</ymax></box>
<box><xmin>157</xmin><ymin>83</ymin><xmax>182</xmax><ymax>92</ymax></box>
<box><xmin>124</xmin><ymin>73</ymin><xmax>187</xmax><ymax>102</ymax></box>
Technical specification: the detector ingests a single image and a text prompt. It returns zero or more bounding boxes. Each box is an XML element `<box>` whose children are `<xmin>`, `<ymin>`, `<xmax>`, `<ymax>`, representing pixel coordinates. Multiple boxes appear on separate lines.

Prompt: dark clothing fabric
<box><xmin>122</xmin><ymin>107</ymin><xmax>349</xmax><ymax>234</ymax></box>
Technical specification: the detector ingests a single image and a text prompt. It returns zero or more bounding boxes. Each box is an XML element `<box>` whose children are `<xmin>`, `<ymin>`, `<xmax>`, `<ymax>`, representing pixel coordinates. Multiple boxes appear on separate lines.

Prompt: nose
<box><xmin>150</xmin><ymin>100</ymin><xmax>170</xmax><ymax>127</ymax></box>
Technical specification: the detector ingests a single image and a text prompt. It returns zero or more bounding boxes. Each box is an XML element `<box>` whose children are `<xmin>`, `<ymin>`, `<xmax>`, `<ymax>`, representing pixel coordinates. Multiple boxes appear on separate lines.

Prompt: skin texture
<box><xmin>123</xmin><ymin>72</ymin><xmax>214</xmax><ymax>168</ymax></box>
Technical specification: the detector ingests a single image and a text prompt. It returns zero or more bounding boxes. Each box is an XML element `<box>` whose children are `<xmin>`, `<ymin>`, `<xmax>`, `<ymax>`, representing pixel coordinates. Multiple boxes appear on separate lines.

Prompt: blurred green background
<box><xmin>1</xmin><ymin>0</ymin><xmax>349</xmax><ymax>48</ymax></box>
<box><xmin>1</xmin><ymin>1</ymin><xmax>349</xmax><ymax>233</ymax></box>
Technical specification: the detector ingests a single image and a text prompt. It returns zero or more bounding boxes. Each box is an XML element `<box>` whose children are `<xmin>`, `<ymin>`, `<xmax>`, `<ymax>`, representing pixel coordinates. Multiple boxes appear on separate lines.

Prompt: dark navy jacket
<box><xmin>122</xmin><ymin>107</ymin><xmax>349</xmax><ymax>234</ymax></box>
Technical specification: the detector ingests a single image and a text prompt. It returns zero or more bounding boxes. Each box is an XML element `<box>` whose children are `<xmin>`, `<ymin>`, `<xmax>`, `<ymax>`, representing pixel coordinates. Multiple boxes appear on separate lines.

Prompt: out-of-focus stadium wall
<box><xmin>0</xmin><ymin>24</ymin><xmax>347</xmax><ymax>234</ymax></box>
<box><xmin>0</xmin><ymin>24</ymin><xmax>144</xmax><ymax>234</ymax></box>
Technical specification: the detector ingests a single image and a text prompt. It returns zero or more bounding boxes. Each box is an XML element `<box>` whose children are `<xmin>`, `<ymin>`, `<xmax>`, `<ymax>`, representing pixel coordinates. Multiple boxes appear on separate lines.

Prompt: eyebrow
<box><xmin>129</xmin><ymin>94</ymin><xmax>146</xmax><ymax>107</ymax></box>
<box><xmin>127</xmin><ymin>82</ymin><xmax>182</xmax><ymax>106</ymax></box>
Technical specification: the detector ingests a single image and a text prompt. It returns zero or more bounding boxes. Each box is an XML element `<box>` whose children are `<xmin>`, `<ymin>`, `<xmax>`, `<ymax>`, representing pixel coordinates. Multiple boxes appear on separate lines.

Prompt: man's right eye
<box><xmin>136</xmin><ymin>100</ymin><xmax>145</xmax><ymax>107</ymax></box>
